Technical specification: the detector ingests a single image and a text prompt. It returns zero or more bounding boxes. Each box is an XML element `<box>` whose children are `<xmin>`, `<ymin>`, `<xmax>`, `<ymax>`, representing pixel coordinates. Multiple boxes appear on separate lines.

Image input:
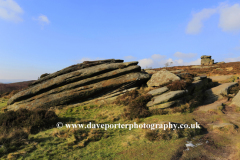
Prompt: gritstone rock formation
<box><xmin>7</xmin><ymin>59</ymin><xmax>150</xmax><ymax>111</ymax></box>
<box><xmin>201</xmin><ymin>55</ymin><xmax>214</xmax><ymax>65</ymax></box>
<box><xmin>147</xmin><ymin>69</ymin><xmax>180</xmax><ymax>87</ymax></box>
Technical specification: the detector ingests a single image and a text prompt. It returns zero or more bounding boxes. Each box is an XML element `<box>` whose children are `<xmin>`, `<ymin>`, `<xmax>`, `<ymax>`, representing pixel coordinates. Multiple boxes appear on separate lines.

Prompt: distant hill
<box><xmin>0</xmin><ymin>79</ymin><xmax>35</xmax><ymax>84</ymax></box>
<box><xmin>0</xmin><ymin>80</ymin><xmax>36</xmax><ymax>96</ymax></box>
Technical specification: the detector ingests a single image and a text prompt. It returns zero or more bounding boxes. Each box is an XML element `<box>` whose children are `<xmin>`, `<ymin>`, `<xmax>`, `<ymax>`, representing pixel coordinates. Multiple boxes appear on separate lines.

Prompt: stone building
<box><xmin>201</xmin><ymin>55</ymin><xmax>214</xmax><ymax>65</ymax></box>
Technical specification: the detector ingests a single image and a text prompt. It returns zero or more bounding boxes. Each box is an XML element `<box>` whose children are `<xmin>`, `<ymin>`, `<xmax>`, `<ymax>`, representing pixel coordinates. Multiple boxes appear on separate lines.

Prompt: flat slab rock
<box><xmin>193</xmin><ymin>76</ymin><xmax>207</xmax><ymax>81</ymax></box>
<box><xmin>147</xmin><ymin>90</ymin><xmax>187</xmax><ymax>107</ymax></box>
<box><xmin>231</xmin><ymin>90</ymin><xmax>240</xmax><ymax>108</ymax></box>
<box><xmin>147</xmin><ymin>69</ymin><xmax>180</xmax><ymax>87</ymax></box>
<box><xmin>144</xmin><ymin>69</ymin><xmax>157</xmax><ymax>75</ymax></box>
<box><xmin>196</xmin><ymin>98</ymin><xmax>228</xmax><ymax>112</ymax></box>
<box><xmin>204</xmin><ymin>82</ymin><xmax>238</xmax><ymax>104</ymax></box>
<box><xmin>208</xmin><ymin>75</ymin><xmax>235</xmax><ymax>82</ymax></box>
<box><xmin>147</xmin><ymin>86</ymin><xmax>169</xmax><ymax>96</ymax></box>
<box><xmin>149</xmin><ymin>100</ymin><xmax>182</xmax><ymax>110</ymax></box>
<box><xmin>208</xmin><ymin>123</ymin><xmax>234</xmax><ymax>130</ymax></box>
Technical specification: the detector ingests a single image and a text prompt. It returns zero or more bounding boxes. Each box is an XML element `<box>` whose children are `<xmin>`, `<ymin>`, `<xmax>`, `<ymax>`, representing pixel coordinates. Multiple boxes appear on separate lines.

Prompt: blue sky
<box><xmin>1</xmin><ymin>0</ymin><xmax>240</xmax><ymax>82</ymax></box>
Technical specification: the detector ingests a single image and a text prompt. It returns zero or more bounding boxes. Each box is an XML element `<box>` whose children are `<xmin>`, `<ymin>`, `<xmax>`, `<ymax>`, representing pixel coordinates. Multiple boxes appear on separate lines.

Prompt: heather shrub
<box><xmin>167</xmin><ymin>80</ymin><xmax>187</xmax><ymax>91</ymax></box>
<box><xmin>123</xmin><ymin>94</ymin><xmax>152</xmax><ymax>120</ymax></box>
<box><xmin>115</xmin><ymin>90</ymin><xmax>152</xmax><ymax>120</ymax></box>
<box><xmin>0</xmin><ymin>108</ymin><xmax>58</xmax><ymax>134</ymax></box>
<box><xmin>114</xmin><ymin>90</ymin><xmax>139</xmax><ymax>106</ymax></box>
<box><xmin>0</xmin><ymin>129</ymin><xmax>29</xmax><ymax>156</ymax></box>
<box><xmin>228</xmin><ymin>84</ymin><xmax>240</xmax><ymax>95</ymax></box>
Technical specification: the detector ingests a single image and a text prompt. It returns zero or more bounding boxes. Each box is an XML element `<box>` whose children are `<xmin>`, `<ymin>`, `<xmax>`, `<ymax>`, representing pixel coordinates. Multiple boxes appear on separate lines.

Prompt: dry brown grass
<box><xmin>167</xmin><ymin>80</ymin><xmax>188</xmax><ymax>91</ymax></box>
<box><xmin>153</xmin><ymin>61</ymin><xmax>240</xmax><ymax>77</ymax></box>
<box><xmin>51</xmin><ymin>128</ymin><xmax>104</xmax><ymax>148</ymax></box>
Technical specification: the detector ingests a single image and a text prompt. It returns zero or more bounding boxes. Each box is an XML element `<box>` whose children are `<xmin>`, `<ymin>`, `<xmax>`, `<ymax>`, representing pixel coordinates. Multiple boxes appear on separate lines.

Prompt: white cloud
<box><xmin>151</xmin><ymin>54</ymin><xmax>166</xmax><ymax>59</ymax></box>
<box><xmin>234</xmin><ymin>46</ymin><xmax>240</xmax><ymax>50</ymax></box>
<box><xmin>219</xmin><ymin>3</ymin><xmax>240</xmax><ymax>32</ymax></box>
<box><xmin>138</xmin><ymin>58</ymin><xmax>154</xmax><ymax>68</ymax></box>
<box><xmin>33</xmin><ymin>14</ymin><xmax>50</xmax><ymax>28</ymax></box>
<box><xmin>174</xmin><ymin>59</ymin><xmax>184</xmax><ymax>65</ymax></box>
<box><xmin>185</xmin><ymin>58</ymin><xmax>201</xmax><ymax>65</ymax></box>
<box><xmin>0</xmin><ymin>0</ymin><xmax>23</xmax><ymax>22</ymax></box>
<box><xmin>124</xmin><ymin>55</ymin><xmax>136</xmax><ymax>60</ymax></box>
<box><xmin>186</xmin><ymin>2</ymin><xmax>240</xmax><ymax>34</ymax></box>
<box><xmin>225</xmin><ymin>56</ymin><xmax>240</xmax><ymax>62</ymax></box>
<box><xmin>138</xmin><ymin>54</ymin><xmax>201</xmax><ymax>69</ymax></box>
<box><xmin>174</xmin><ymin>52</ymin><xmax>197</xmax><ymax>58</ymax></box>
<box><xmin>79</xmin><ymin>57</ymin><xmax>92</xmax><ymax>63</ymax></box>
<box><xmin>186</xmin><ymin>8</ymin><xmax>217</xmax><ymax>34</ymax></box>
<box><xmin>78</xmin><ymin>54</ymin><xmax>201</xmax><ymax>69</ymax></box>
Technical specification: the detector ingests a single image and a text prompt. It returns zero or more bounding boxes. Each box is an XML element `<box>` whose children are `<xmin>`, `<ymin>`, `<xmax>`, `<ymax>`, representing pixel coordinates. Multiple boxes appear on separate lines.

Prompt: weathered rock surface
<box><xmin>197</xmin><ymin>98</ymin><xmax>228</xmax><ymax>112</ymax></box>
<box><xmin>208</xmin><ymin>75</ymin><xmax>236</xmax><ymax>82</ymax></box>
<box><xmin>149</xmin><ymin>100</ymin><xmax>182</xmax><ymax>110</ymax></box>
<box><xmin>204</xmin><ymin>82</ymin><xmax>238</xmax><ymax>104</ymax></box>
<box><xmin>147</xmin><ymin>86</ymin><xmax>169</xmax><ymax>96</ymax></box>
<box><xmin>193</xmin><ymin>76</ymin><xmax>207</xmax><ymax>81</ymax></box>
<box><xmin>187</xmin><ymin>78</ymin><xmax>210</xmax><ymax>94</ymax></box>
<box><xmin>201</xmin><ymin>55</ymin><xmax>214</xmax><ymax>65</ymax></box>
<box><xmin>31</xmin><ymin>59</ymin><xmax>124</xmax><ymax>86</ymax></box>
<box><xmin>209</xmin><ymin>123</ymin><xmax>235</xmax><ymax>131</ymax></box>
<box><xmin>230</xmin><ymin>90</ymin><xmax>240</xmax><ymax>108</ymax></box>
<box><xmin>147</xmin><ymin>90</ymin><xmax>187</xmax><ymax>107</ymax></box>
<box><xmin>7</xmin><ymin>59</ymin><xmax>150</xmax><ymax>111</ymax></box>
<box><xmin>147</xmin><ymin>69</ymin><xmax>180</xmax><ymax>87</ymax></box>
<box><xmin>144</xmin><ymin>69</ymin><xmax>157</xmax><ymax>75</ymax></box>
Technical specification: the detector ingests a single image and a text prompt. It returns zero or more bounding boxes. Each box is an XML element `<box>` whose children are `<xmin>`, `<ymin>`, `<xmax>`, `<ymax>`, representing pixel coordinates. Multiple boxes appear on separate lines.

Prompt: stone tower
<box><xmin>201</xmin><ymin>55</ymin><xmax>214</xmax><ymax>65</ymax></box>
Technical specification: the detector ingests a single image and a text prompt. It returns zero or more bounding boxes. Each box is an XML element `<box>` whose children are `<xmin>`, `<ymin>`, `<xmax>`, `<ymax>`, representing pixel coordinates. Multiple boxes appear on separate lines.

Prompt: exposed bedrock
<box><xmin>7</xmin><ymin>60</ymin><xmax>150</xmax><ymax>111</ymax></box>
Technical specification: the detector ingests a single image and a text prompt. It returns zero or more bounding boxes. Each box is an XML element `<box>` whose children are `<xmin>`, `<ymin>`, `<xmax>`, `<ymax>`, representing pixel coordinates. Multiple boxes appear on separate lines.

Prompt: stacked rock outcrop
<box><xmin>201</xmin><ymin>55</ymin><xmax>214</xmax><ymax>65</ymax></box>
<box><xmin>7</xmin><ymin>59</ymin><xmax>150</xmax><ymax>111</ymax></box>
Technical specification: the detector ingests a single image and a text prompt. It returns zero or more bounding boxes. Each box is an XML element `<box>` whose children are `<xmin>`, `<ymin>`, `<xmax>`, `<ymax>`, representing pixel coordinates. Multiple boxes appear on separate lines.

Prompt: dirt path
<box><xmin>180</xmin><ymin>98</ymin><xmax>240</xmax><ymax>159</ymax></box>
<box><xmin>196</xmin><ymin>98</ymin><xmax>228</xmax><ymax>112</ymax></box>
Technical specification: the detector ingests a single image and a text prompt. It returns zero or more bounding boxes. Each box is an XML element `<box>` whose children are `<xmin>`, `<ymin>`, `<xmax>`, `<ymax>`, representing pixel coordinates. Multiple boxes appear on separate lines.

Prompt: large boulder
<box><xmin>7</xmin><ymin>59</ymin><xmax>150</xmax><ymax>111</ymax></box>
<box><xmin>147</xmin><ymin>69</ymin><xmax>180</xmax><ymax>87</ymax></box>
